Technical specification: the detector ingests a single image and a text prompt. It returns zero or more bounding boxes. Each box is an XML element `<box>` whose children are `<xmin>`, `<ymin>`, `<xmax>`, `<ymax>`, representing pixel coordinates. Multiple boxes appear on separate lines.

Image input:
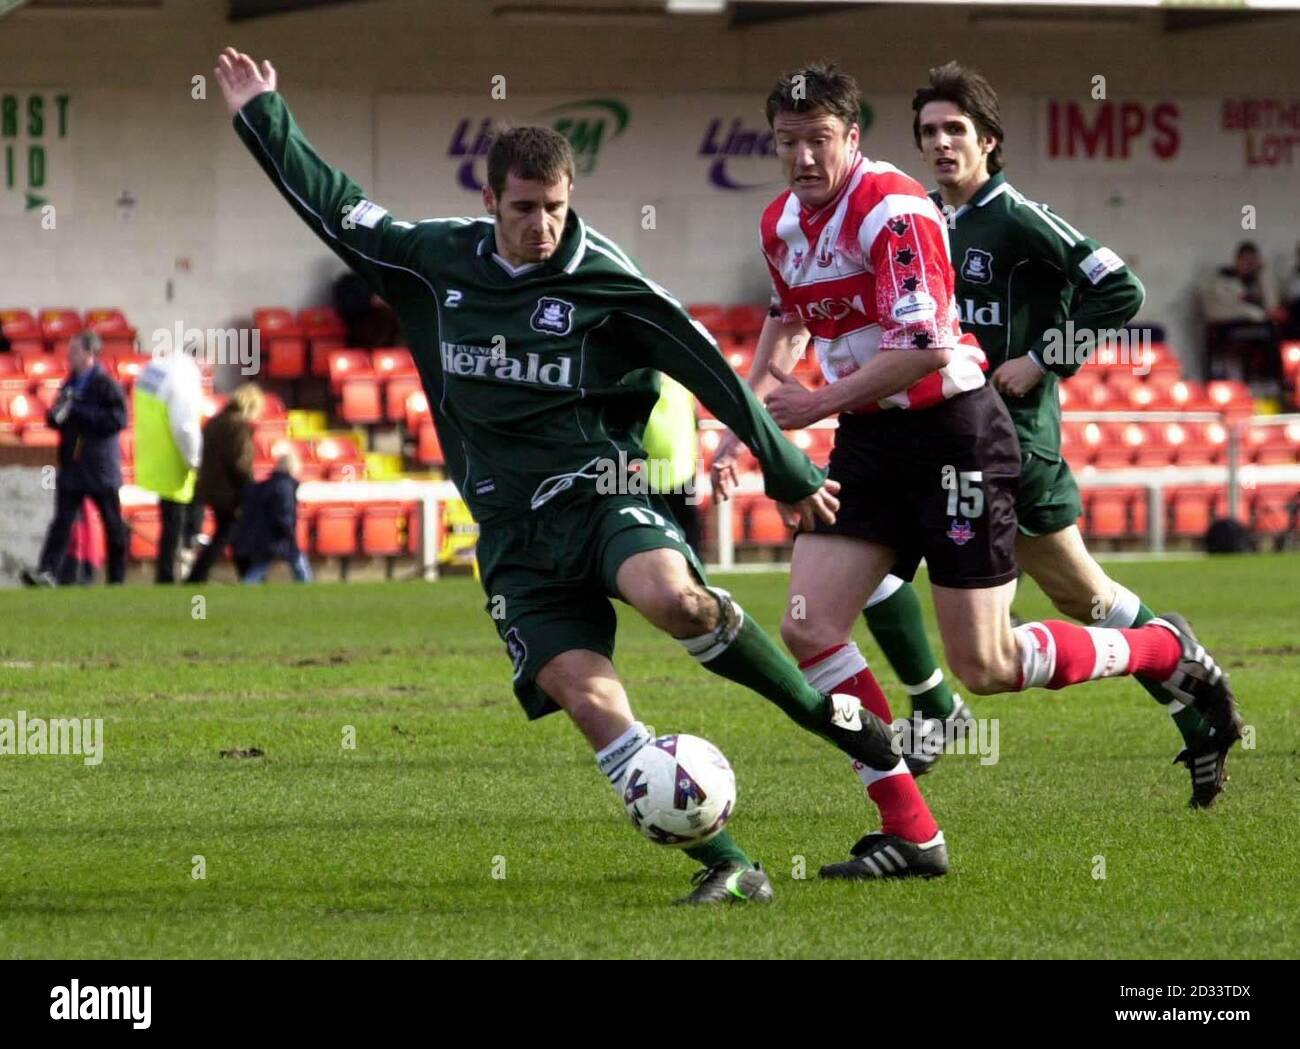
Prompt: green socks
<box><xmin>863</xmin><ymin>580</ymin><xmax>956</xmax><ymax>720</ymax></box>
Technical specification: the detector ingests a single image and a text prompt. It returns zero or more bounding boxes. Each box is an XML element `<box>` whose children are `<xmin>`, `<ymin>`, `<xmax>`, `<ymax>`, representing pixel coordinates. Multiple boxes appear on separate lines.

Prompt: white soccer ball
<box><xmin>621</xmin><ymin>734</ymin><xmax>736</xmax><ymax>848</ymax></box>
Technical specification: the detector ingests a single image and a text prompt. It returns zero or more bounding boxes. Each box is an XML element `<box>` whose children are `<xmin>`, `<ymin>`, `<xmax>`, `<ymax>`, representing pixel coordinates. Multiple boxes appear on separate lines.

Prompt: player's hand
<box><xmin>214</xmin><ymin>47</ymin><xmax>277</xmax><ymax>118</ymax></box>
<box><xmin>764</xmin><ymin>363</ymin><xmax>825</xmax><ymax>429</ymax></box>
<box><xmin>776</xmin><ymin>479</ymin><xmax>840</xmax><ymax>532</ymax></box>
<box><xmin>992</xmin><ymin>355</ymin><xmax>1045</xmax><ymax>398</ymax></box>
<box><xmin>709</xmin><ymin>431</ymin><xmax>743</xmax><ymax>501</ymax></box>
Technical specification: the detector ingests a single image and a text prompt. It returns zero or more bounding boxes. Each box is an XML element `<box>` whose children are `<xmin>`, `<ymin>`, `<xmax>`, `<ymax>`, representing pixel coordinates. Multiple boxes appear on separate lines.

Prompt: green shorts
<box><xmin>1016</xmin><ymin>451</ymin><xmax>1084</xmax><ymax>538</ymax></box>
<box><xmin>476</xmin><ymin>491</ymin><xmax>706</xmax><ymax>720</ymax></box>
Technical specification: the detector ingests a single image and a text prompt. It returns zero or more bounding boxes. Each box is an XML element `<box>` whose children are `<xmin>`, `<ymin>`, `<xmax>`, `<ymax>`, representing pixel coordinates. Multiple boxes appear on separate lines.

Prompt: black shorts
<box><xmin>811</xmin><ymin>384</ymin><xmax>1021</xmax><ymax>589</ymax></box>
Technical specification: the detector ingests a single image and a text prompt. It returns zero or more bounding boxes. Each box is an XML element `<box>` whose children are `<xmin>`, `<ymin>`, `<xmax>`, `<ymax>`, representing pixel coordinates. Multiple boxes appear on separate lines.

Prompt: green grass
<box><xmin>0</xmin><ymin>555</ymin><xmax>1296</xmax><ymax>959</ymax></box>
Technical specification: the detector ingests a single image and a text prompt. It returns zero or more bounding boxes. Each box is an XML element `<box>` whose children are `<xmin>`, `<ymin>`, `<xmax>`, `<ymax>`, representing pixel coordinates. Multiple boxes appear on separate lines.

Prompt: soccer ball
<box><xmin>621</xmin><ymin>734</ymin><xmax>736</xmax><ymax>848</ymax></box>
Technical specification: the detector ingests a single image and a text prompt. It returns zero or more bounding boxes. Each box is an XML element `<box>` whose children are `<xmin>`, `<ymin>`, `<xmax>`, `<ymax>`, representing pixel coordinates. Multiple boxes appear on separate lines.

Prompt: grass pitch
<box><xmin>0</xmin><ymin>555</ymin><xmax>1296</xmax><ymax>959</ymax></box>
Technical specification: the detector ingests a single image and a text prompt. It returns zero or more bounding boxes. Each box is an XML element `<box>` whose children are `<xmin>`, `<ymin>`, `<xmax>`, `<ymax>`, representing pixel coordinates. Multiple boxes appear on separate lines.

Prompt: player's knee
<box><xmin>780</xmin><ymin>612</ymin><xmax>830</xmax><ymax>661</ymax></box>
<box><xmin>641</xmin><ymin>581</ymin><xmax>717</xmax><ymax>636</ymax></box>
<box><xmin>948</xmin><ymin>651</ymin><xmax>1017</xmax><ymax>695</ymax></box>
<box><xmin>1051</xmin><ymin>590</ymin><xmax>1097</xmax><ymax>623</ymax></box>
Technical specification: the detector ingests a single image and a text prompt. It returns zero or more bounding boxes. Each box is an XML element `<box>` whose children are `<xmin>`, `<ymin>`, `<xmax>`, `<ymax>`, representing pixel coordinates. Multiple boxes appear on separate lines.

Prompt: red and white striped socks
<box><xmin>1013</xmin><ymin>620</ymin><xmax>1181</xmax><ymax>690</ymax></box>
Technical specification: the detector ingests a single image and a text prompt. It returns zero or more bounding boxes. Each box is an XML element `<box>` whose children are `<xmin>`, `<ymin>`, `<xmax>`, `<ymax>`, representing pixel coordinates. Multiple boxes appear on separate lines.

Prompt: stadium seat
<box><xmin>687</xmin><ymin>304</ymin><xmax>727</xmax><ymax>336</ymax></box>
<box><xmin>1206</xmin><ymin>380</ymin><xmax>1254</xmax><ymax>422</ymax></box>
<box><xmin>1091</xmin><ymin>423</ymin><xmax>1139</xmax><ymax>469</ymax></box>
<box><xmin>1282</xmin><ymin>341</ymin><xmax>1300</xmax><ymax>380</ymax></box>
<box><xmin>404</xmin><ymin>389</ymin><xmax>432</xmax><ymax>432</ymax></box>
<box><xmin>361</xmin><ymin>502</ymin><xmax>407</xmax><ymax>557</ymax></box>
<box><xmin>1249</xmin><ymin>485</ymin><xmax>1299</xmax><ymax>536</ymax></box>
<box><xmin>339</xmin><ymin>376</ymin><xmax>384</xmax><ymax>425</ymax></box>
<box><xmin>745</xmin><ymin>500</ymin><xmax>791</xmax><ymax>546</ymax></box>
<box><xmin>23</xmin><ymin>353</ymin><xmax>66</xmax><ymax>384</ymax></box>
<box><xmin>327</xmin><ymin>349</ymin><xmax>374</xmax><ymax>391</ymax></box>
<box><xmin>3</xmin><ymin>392</ymin><xmax>42</xmax><ymax>430</ymax></box>
<box><xmin>724</xmin><ymin>304</ymin><xmax>768</xmax><ymax>340</ymax></box>
<box><xmin>0</xmin><ymin>309</ymin><xmax>39</xmax><ymax>341</ymax></box>
<box><xmin>1245</xmin><ymin>423</ymin><xmax>1300</xmax><ymax>465</ymax></box>
<box><xmin>126</xmin><ymin>504</ymin><xmax>161</xmax><ymax>561</ymax></box>
<box><xmin>84</xmin><ymin>308</ymin><xmax>136</xmax><ymax>353</ymax></box>
<box><xmin>113</xmin><ymin>356</ymin><xmax>146</xmax><ymax>390</ymax></box>
<box><xmin>385</xmin><ymin>375</ymin><xmax>423</xmax><ymax>424</ymax></box>
<box><xmin>264</xmin><ymin>333</ymin><xmax>308</xmax><ymax>380</ymax></box>
<box><xmin>18</xmin><ymin>422</ymin><xmax>59</xmax><ymax>447</ymax></box>
<box><xmin>296</xmin><ymin>503</ymin><xmax>316</xmax><ymax>554</ymax></box>
<box><xmin>1167</xmin><ymin>485</ymin><xmax>1225</xmax><ymax>539</ymax></box>
<box><xmin>299</xmin><ymin>305</ymin><xmax>347</xmax><ymax>374</ymax></box>
<box><xmin>39</xmin><ymin>308</ymin><xmax>82</xmax><ymax>346</ymax></box>
<box><xmin>315</xmin><ymin>504</ymin><xmax>359</xmax><ymax>557</ymax></box>
<box><xmin>372</xmin><ymin>347</ymin><xmax>416</xmax><ymax>377</ymax></box>
<box><xmin>1132</xmin><ymin>423</ymin><xmax>1175</xmax><ymax>467</ymax></box>
<box><xmin>314</xmin><ymin>434</ymin><xmax>364</xmax><ymax>466</ymax></box>
<box><xmin>1084</xmin><ymin>487</ymin><xmax>1145</xmax><ymax>540</ymax></box>
<box><xmin>416</xmin><ymin>421</ymin><xmax>444</xmax><ymax>465</ymax></box>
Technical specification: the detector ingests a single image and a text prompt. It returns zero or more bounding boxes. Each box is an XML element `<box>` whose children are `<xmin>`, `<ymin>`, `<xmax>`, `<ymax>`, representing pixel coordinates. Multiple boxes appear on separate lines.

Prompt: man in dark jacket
<box><xmin>236</xmin><ymin>451</ymin><xmax>312</xmax><ymax>583</ymax></box>
<box><xmin>22</xmin><ymin>331</ymin><xmax>129</xmax><ymax>587</ymax></box>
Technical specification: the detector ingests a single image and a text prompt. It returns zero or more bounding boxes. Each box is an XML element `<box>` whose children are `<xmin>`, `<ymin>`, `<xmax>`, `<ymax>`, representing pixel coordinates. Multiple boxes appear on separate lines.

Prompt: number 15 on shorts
<box><xmin>941</xmin><ymin>465</ymin><xmax>984</xmax><ymax>519</ymax></box>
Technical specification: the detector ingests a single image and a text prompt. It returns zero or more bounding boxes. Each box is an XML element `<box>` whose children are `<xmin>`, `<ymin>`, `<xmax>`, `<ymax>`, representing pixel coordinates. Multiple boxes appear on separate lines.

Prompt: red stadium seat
<box><xmin>745</xmin><ymin>500</ymin><xmax>791</xmax><ymax>546</ymax></box>
<box><xmin>1249</xmin><ymin>485</ymin><xmax>1299</xmax><ymax>536</ymax></box>
<box><xmin>1282</xmin><ymin>341</ymin><xmax>1300</xmax><ymax>380</ymax></box>
<box><xmin>314</xmin><ymin>434</ymin><xmax>363</xmax><ymax>466</ymax></box>
<box><xmin>264</xmin><ymin>334</ymin><xmax>308</xmax><ymax>380</ymax></box>
<box><xmin>23</xmin><ymin>353</ymin><xmax>66</xmax><ymax>383</ymax></box>
<box><xmin>39</xmin><ymin>308</ymin><xmax>82</xmax><ymax>346</ymax></box>
<box><xmin>724</xmin><ymin>304</ymin><xmax>768</xmax><ymax>340</ymax></box>
<box><xmin>385</xmin><ymin>375</ymin><xmax>424</xmax><ymax>424</ymax></box>
<box><xmin>1084</xmin><ymin>487</ymin><xmax>1144</xmax><ymax>540</ymax></box>
<box><xmin>315</xmin><ymin>505</ymin><xmax>359</xmax><ymax>557</ymax></box>
<box><xmin>372</xmin><ymin>347</ymin><xmax>416</xmax><ymax>377</ymax></box>
<box><xmin>404</xmin><ymin>389</ymin><xmax>431</xmax><ymax>432</ymax></box>
<box><xmin>327</xmin><ymin>349</ymin><xmax>374</xmax><ymax>391</ymax></box>
<box><xmin>1166</xmin><ymin>485</ymin><xmax>1225</xmax><ymax>539</ymax></box>
<box><xmin>18</xmin><ymin>422</ymin><xmax>59</xmax><ymax>447</ymax></box>
<box><xmin>1245</xmin><ymin>422</ymin><xmax>1300</xmax><ymax>465</ymax></box>
<box><xmin>361</xmin><ymin>502</ymin><xmax>407</xmax><ymax>557</ymax></box>
<box><xmin>3</xmin><ymin>392</ymin><xmax>42</xmax><ymax>430</ymax></box>
<box><xmin>416</xmin><ymin>421</ymin><xmax>443</xmax><ymax>465</ymax></box>
<box><xmin>339</xmin><ymin>377</ymin><xmax>384</xmax><ymax>424</ymax></box>
<box><xmin>687</xmin><ymin>304</ymin><xmax>727</xmax><ymax>340</ymax></box>
<box><xmin>84</xmin><ymin>309</ymin><xmax>136</xmax><ymax>353</ymax></box>
<box><xmin>296</xmin><ymin>503</ymin><xmax>316</xmax><ymax>554</ymax></box>
<box><xmin>0</xmin><ymin>309</ymin><xmax>39</xmax><ymax>341</ymax></box>
<box><xmin>298</xmin><ymin>306</ymin><xmax>346</xmax><ymax>340</ymax></box>
<box><xmin>1206</xmin><ymin>380</ymin><xmax>1254</xmax><ymax>422</ymax></box>
<box><xmin>253</xmin><ymin>307</ymin><xmax>299</xmax><ymax>335</ymax></box>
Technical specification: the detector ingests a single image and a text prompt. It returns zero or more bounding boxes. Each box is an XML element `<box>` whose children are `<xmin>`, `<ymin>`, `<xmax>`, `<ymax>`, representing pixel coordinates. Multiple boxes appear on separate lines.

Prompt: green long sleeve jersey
<box><xmin>234</xmin><ymin>92</ymin><xmax>825</xmax><ymax>524</ymax></box>
<box><xmin>935</xmin><ymin>172</ymin><xmax>1145</xmax><ymax>461</ymax></box>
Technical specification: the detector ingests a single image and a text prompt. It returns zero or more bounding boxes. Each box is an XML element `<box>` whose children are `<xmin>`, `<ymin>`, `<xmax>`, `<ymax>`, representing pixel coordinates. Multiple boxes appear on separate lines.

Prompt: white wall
<box><xmin>1</xmin><ymin>0</ymin><xmax>1299</xmax><ymax>373</ymax></box>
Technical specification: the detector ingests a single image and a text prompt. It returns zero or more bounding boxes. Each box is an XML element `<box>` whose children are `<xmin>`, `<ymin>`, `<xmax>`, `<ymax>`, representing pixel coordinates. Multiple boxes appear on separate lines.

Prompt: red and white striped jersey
<box><xmin>760</xmin><ymin>153</ymin><xmax>986</xmax><ymax>412</ymax></box>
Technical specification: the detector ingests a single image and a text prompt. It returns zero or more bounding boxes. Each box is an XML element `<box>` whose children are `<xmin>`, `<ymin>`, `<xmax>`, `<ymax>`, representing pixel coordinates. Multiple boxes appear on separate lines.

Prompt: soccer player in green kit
<box><xmin>215</xmin><ymin>48</ymin><xmax>946</xmax><ymax>903</ymax></box>
<box><xmin>858</xmin><ymin>62</ymin><xmax>1243</xmax><ymax>807</ymax></box>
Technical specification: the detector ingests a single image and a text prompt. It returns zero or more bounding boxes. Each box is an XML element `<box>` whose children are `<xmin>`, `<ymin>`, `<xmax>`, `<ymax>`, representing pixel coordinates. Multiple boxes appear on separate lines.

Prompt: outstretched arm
<box><xmin>216</xmin><ymin>47</ymin><xmax>421</xmax><ymax>300</ymax></box>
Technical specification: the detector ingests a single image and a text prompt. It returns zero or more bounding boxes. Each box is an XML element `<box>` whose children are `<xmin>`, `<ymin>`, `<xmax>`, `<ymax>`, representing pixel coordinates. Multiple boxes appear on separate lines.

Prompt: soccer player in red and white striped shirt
<box><xmin>714</xmin><ymin>63</ymin><xmax>1239</xmax><ymax>880</ymax></box>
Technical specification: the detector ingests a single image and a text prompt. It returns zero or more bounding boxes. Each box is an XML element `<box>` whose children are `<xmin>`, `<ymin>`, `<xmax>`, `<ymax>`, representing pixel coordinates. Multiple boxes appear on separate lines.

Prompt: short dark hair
<box><xmin>911</xmin><ymin>61</ymin><xmax>1005</xmax><ymax>175</ymax></box>
<box><xmin>1235</xmin><ymin>240</ymin><xmax>1260</xmax><ymax>258</ymax></box>
<box><xmin>486</xmin><ymin>125</ymin><xmax>575</xmax><ymax>198</ymax></box>
<box><xmin>765</xmin><ymin>61</ymin><xmax>862</xmax><ymax>131</ymax></box>
<box><xmin>71</xmin><ymin>330</ymin><xmax>102</xmax><ymax>355</ymax></box>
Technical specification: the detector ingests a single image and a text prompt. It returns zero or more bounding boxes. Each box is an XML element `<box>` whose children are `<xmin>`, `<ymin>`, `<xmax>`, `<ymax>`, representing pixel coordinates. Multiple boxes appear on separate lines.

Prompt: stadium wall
<box><xmin>2</xmin><ymin>0</ymin><xmax>1298</xmax><ymax>372</ymax></box>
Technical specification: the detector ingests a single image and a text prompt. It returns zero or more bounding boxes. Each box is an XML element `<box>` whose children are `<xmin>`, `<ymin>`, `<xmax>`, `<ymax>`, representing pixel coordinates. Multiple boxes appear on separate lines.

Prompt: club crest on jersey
<box><xmin>947</xmin><ymin>519</ymin><xmax>975</xmax><ymax>546</ymax></box>
<box><xmin>887</xmin><ymin>217</ymin><xmax>911</xmax><ymax>237</ymax></box>
<box><xmin>961</xmin><ymin>248</ymin><xmax>994</xmax><ymax>285</ymax></box>
<box><xmin>530</xmin><ymin>296</ymin><xmax>574</xmax><ymax>336</ymax></box>
<box><xmin>815</xmin><ymin>238</ymin><xmax>835</xmax><ymax>268</ymax></box>
<box><xmin>791</xmin><ymin>248</ymin><xmax>805</xmax><ymax>269</ymax></box>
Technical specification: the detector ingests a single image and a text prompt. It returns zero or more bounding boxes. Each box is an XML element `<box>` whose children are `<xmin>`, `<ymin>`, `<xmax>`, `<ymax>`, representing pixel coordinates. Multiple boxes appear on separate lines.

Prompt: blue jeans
<box><xmin>242</xmin><ymin>551</ymin><xmax>313</xmax><ymax>583</ymax></box>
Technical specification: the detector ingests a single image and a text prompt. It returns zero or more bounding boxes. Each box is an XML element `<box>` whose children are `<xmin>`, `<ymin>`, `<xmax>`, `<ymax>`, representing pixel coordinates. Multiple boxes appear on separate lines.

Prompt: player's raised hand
<box><xmin>214</xmin><ymin>47</ymin><xmax>277</xmax><ymax>118</ymax></box>
<box><xmin>777</xmin><ymin>478</ymin><xmax>840</xmax><ymax>532</ymax></box>
<box><xmin>764</xmin><ymin>363</ymin><xmax>825</xmax><ymax>429</ymax></box>
<box><xmin>709</xmin><ymin>430</ymin><xmax>743</xmax><ymax>501</ymax></box>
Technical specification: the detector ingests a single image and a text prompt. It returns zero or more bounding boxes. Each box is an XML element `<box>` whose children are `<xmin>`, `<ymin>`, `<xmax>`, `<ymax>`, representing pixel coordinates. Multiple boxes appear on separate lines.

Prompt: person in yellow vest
<box><xmin>641</xmin><ymin>374</ymin><xmax>701</xmax><ymax>556</ymax></box>
<box><xmin>133</xmin><ymin>347</ymin><xmax>204</xmax><ymax>583</ymax></box>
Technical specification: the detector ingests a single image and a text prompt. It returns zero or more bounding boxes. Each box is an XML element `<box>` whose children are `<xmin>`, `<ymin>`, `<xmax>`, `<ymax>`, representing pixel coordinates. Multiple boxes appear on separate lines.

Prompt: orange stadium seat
<box><xmin>1249</xmin><ymin>485</ymin><xmax>1299</xmax><ymax>536</ymax></box>
<box><xmin>687</xmin><ymin>304</ymin><xmax>727</xmax><ymax>339</ymax></box>
<box><xmin>299</xmin><ymin>306</ymin><xmax>346</xmax><ymax>339</ymax></box>
<box><xmin>372</xmin><ymin>347</ymin><xmax>415</xmax><ymax>377</ymax></box>
<box><xmin>19</xmin><ymin>422</ymin><xmax>59</xmax><ymax>447</ymax></box>
<box><xmin>296</xmin><ymin>503</ymin><xmax>316</xmax><ymax>554</ymax></box>
<box><xmin>315</xmin><ymin>504</ymin><xmax>359</xmax><ymax>557</ymax></box>
<box><xmin>1085</xmin><ymin>487</ymin><xmax>1145</xmax><ymax>540</ymax></box>
<box><xmin>84</xmin><ymin>308</ymin><xmax>136</xmax><ymax>353</ymax></box>
<box><xmin>724</xmin><ymin>304</ymin><xmax>768</xmax><ymax>340</ymax></box>
<box><xmin>1167</xmin><ymin>485</ymin><xmax>1225</xmax><ymax>539</ymax></box>
<box><xmin>745</xmin><ymin>500</ymin><xmax>792</xmax><ymax>546</ymax></box>
<box><xmin>127</xmin><ymin>504</ymin><xmax>161</xmax><ymax>561</ymax></box>
<box><xmin>361</xmin><ymin>502</ymin><xmax>407</xmax><ymax>557</ymax></box>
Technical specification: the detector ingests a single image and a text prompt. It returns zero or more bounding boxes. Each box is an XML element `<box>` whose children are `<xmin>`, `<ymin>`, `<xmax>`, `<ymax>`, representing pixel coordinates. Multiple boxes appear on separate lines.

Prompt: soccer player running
<box><xmin>850</xmin><ymin>62</ymin><xmax>1242</xmax><ymax>808</ymax></box>
<box><xmin>215</xmin><ymin>48</ymin><xmax>941</xmax><ymax>905</ymax></box>
<box><xmin>712</xmin><ymin>63</ymin><xmax>1241</xmax><ymax>879</ymax></box>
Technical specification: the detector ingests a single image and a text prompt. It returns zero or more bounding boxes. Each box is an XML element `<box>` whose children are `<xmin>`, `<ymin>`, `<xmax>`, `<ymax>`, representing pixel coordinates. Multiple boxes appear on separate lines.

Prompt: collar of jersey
<box><xmin>475</xmin><ymin>210</ymin><xmax>587</xmax><ymax>282</ymax></box>
<box><xmin>931</xmin><ymin>171</ymin><xmax>1007</xmax><ymax>222</ymax></box>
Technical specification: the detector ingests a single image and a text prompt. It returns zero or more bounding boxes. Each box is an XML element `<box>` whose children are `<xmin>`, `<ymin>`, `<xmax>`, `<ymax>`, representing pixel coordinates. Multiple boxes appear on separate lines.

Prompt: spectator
<box><xmin>133</xmin><ymin>345</ymin><xmax>204</xmax><ymax>583</ymax></box>
<box><xmin>333</xmin><ymin>271</ymin><xmax>402</xmax><ymax>348</ymax></box>
<box><xmin>1201</xmin><ymin>240</ymin><xmax>1287</xmax><ymax>384</ymax></box>
<box><xmin>21</xmin><ymin>330</ymin><xmax>128</xmax><ymax>587</ymax></box>
<box><xmin>185</xmin><ymin>382</ymin><xmax>263</xmax><ymax>583</ymax></box>
<box><xmin>236</xmin><ymin>451</ymin><xmax>312</xmax><ymax>583</ymax></box>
